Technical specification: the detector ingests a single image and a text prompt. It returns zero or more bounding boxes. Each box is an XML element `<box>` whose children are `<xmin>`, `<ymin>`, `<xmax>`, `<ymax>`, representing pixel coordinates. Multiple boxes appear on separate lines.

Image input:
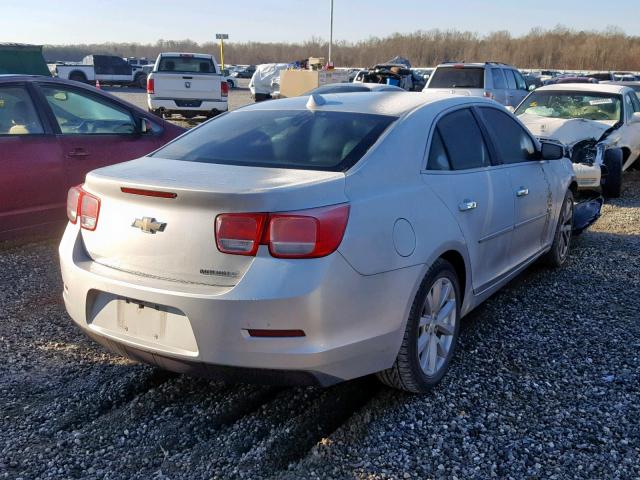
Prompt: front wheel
<box><xmin>377</xmin><ymin>259</ymin><xmax>461</xmax><ymax>393</ymax></box>
<box><xmin>602</xmin><ymin>148</ymin><xmax>623</xmax><ymax>198</ymax></box>
<box><xmin>543</xmin><ymin>190</ymin><xmax>573</xmax><ymax>267</ymax></box>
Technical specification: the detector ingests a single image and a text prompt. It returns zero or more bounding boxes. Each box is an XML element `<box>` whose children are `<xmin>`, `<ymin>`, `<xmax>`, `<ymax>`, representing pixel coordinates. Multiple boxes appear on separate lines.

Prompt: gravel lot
<box><xmin>1</xmin><ymin>160</ymin><xmax>639</xmax><ymax>476</ymax></box>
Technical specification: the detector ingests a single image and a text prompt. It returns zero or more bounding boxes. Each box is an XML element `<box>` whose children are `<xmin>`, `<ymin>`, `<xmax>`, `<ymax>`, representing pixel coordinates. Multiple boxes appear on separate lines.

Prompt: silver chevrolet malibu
<box><xmin>60</xmin><ymin>92</ymin><xmax>576</xmax><ymax>393</ymax></box>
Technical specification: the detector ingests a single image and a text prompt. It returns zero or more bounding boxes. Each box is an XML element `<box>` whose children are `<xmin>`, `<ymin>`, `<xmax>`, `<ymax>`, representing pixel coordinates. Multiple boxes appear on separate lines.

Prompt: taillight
<box><xmin>66</xmin><ymin>186</ymin><xmax>82</xmax><ymax>224</ymax></box>
<box><xmin>215</xmin><ymin>213</ymin><xmax>267</xmax><ymax>256</ymax></box>
<box><xmin>483</xmin><ymin>91</ymin><xmax>494</xmax><ymax>99</ymax></box>
<box><xmin>66</xmin><ymin>185</ymin><xmax>101</xmax><ymax>231</ymax></box>
<box><xmin>214</xmin><ymin>204</ymin><xmax>350</xmax><ymax>259</ymax></box>
<box><xmin>221</xmin><ymin>81</ymin><xmax>229</xmax><ymax>97</ymax></box>
<box><xmin>147</xmin><ymin>77</ymin><xmax>154</xmax><ymax>94</ymax></box>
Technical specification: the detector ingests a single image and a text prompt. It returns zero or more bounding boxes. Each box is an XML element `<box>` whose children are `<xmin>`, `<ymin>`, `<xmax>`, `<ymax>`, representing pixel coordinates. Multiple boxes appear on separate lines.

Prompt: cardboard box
<box><xmin>279</xmin><ymin>69</ymin><xmax>350</xmax><ymax>98</ymax></box>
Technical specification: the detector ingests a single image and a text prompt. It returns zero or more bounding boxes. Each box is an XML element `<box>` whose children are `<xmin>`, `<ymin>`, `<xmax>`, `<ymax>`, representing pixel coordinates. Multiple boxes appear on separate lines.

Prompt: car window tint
<box><xmin>436</xmin><ymin>109</ymin><xmax>490</xmax><ymax>170</ymax></box>
<box><xmin>480</xmin><ymin>107</ymin><xmax>536</xmax><ymax>164</ymax></box>
<box><xmin>491</xmin><ymin>68</ymin><xmax>506</xmax><ymax>89</ymax></box>
<box><xmin>40</xmin><ymin>86</ymin><xmax>135</xmax><ymax>135</ymax></box>
<box><xmin>158</xmin><ymin>56</ymin><xmax>215</xmax><ymax>73</ymax></box>
<box><xmin>513</xmin><ymin>70</ymin><xmax>527</xmax><ymax>90</ymax></box>
<box><xmin>154</xmin><ymin>110</ymin><xmax>396</xmax><ymax>172</ymax></box>
<box><xmin>504</xmin><ymin>69</ymin><xmax>517</xmax><ymax>89</ymax></box>
<box><xmin>427</xmin><ymin>129</ymin><xmax>451</xmax><ymax>170</ymax></box>
<box><xmin>630</xmin><ymin>92</ymin><xmax>640</xmax><ymax>112</ymax></box>
<box><xmin>0</xmin><ymin>86</ymin><xmax>44</xmax><ymax>135</ymax></box>
<box><xmin>428</xmin><ymin>67</ymin><xmax>485</xmax><ymax>89</ymax></box>
<box><xmin>625</xmin><ymin>94</ymin><xmax>636</xmax><ymax>120</ymax></box>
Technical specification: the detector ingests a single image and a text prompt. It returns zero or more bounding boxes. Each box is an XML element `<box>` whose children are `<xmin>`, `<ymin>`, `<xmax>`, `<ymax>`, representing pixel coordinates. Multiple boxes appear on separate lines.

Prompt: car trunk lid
<box><xmin>80</xmin><ymin>157</ymin><xmax>347</xmax><ymax>287</ymax></box>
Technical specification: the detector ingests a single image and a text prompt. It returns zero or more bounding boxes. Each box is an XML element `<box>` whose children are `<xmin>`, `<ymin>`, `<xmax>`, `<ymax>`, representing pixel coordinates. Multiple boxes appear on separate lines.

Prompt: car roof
<box><xmin>239</xmin><ymin>91</ymin><xmax>495</xmax><ymax>117</ymax></box>
<box><xmin>535</xmin><ymin>83</ymin><xmax>630</xmax><ymax>94</ymax></box>
<box><xmin>435</xmin><ymin>62</ymin><xmax>515</xmax><ymax>68</ymax></box>
<box><xmin>158</xmin><ymin>52</ymin><xmax>213</xmax><ymax>58</ymax></box>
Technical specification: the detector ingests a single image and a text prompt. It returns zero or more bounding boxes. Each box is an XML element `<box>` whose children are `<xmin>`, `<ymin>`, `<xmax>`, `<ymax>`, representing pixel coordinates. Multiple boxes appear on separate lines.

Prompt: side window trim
<box><xmin>33</xmin><ymin>82</ymin><xmax>137</xmax><ymax>136</ymax></box>
<box><xmin>423</xmin><ymin>105</ymin><xmax>495</xmax><ymax>172</ymax></box>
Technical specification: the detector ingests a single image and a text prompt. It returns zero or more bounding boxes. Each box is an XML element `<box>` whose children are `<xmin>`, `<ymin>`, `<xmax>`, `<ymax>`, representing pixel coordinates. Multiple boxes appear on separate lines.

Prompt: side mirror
<box><xmin>139</xmin><ymin>117</ymin><xmax>153</xmax><ymax>134</ymax></box>
<box><xmin>630</xmin><ymin>112</ymin><xmax>640</xmax><ymax>124</ymax></box>
<box><xmin>540</xmin><ymin>141</ymin><xmax>564</xmax><ymax>160</ymax></box>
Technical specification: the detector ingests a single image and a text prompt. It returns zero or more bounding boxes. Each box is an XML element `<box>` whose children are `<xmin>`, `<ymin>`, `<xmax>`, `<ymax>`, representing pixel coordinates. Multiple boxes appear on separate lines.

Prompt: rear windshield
<box><xmin>157</xmin><ymin>56</ymin><xmax>216</xmax><ymax>73</ymax></box>
<box><xmin>153</xmin><ymin>109</ymin><xmax>396</xmax><ymax>171</ymax></box>
<box><xmin>428</xmin><ymin>67</ymin><xmax>485</xmax><ymax>88</ymax></box>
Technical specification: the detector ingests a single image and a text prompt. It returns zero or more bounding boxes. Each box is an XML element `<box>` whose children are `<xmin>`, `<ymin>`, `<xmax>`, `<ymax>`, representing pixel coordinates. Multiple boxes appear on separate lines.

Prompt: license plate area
<box><xmin>175</xmin><ymin>99</ymin><xmax>202</xmax><ymax>107</ymax></box>
<box><xmin>87</xmin><ymin>291</ymin><xmax>198</xmax><ymax>355</ymax></box>
<box><xmin>117</xmin><ymin>298</ymin><xmax>167</xmax><ymax>342</ymax></box>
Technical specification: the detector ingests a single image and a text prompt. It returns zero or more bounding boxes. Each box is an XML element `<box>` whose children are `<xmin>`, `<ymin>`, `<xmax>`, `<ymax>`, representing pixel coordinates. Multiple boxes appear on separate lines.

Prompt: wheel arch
<box><xmin>439</xmin><ymin>249</ymin><xmax>468</xmax><ymax>306</ymax></box>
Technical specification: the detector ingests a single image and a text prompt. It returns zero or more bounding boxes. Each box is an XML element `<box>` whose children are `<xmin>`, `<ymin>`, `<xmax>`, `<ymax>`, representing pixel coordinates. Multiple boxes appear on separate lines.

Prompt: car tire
<box><xmin>227</xmin><ymin>80</ymin><xmax>235</xmax><ymax>89</ymax></box>
<box><xmin>69</xmin><ymin>71</ymin><xmax>87</xmax><ymax>83</ymax></box>
<box><xmin>136</xmin><ymin>73</ymin><xmax>148</xmax><ymax>89</ymax></box>
<box><xmin>376</xmin><ymin>259</ymin><xmax>461</xmax><ymax>393</ymax></box>
<box><xmin>602</xmin><ymin>148</ymin><xmax>623</xmax><ymax>198</ymax></box>
<box><xmin>543</xmin><ymin>189</ymin><xmax>574</xmax><ymax>268</ymax></box>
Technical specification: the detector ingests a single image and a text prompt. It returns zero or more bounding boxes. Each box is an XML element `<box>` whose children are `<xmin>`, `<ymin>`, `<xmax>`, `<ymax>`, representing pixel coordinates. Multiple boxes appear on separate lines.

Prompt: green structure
<box><xmin>0</xmin><ymin>43</ymin><xmax>51</xmax><ymax>76</ymax></box>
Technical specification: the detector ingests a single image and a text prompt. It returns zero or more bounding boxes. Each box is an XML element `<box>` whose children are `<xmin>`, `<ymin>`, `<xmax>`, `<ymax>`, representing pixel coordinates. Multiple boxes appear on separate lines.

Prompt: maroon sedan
<box><xmin>0</xmin><ymin>75</ymin><xmax>184</xmax><ymax>241</ymax></box>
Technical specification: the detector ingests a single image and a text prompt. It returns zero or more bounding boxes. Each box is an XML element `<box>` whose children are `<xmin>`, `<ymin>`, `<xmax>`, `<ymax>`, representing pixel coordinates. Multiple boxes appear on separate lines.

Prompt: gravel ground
<box><xmin>1</xmin><ymin>172</ymin><xmax>639</xmax><ymax>480</ymax></box>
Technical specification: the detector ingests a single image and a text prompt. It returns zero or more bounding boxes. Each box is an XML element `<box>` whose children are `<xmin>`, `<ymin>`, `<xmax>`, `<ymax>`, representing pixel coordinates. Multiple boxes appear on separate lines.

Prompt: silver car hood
<box><xmin>519</xmin><ymin>114</ymin><xmax>615</xmax><ymax>145</ymax></box>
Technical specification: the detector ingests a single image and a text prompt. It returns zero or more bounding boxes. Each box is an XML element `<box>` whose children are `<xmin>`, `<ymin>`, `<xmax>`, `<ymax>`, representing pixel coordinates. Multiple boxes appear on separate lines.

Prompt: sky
<box><xmin>3</xmin><ymin>0</ymin><xmax>639</xmax><ymax>45</ymax></box>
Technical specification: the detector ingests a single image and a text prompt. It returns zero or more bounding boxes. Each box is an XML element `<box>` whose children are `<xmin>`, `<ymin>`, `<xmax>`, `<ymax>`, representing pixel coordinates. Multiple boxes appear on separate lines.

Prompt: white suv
<box><xmin>424</xmin><ymin>62</ymin><xmax>530</xmax><ymax>107</ymax></box>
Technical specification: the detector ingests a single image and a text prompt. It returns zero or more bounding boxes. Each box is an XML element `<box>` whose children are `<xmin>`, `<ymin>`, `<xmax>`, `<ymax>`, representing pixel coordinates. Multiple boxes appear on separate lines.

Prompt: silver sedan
<box><xmin>60</xmin><ymin>92</ymin><xmax>576</xmax><ymax>393</ymax></box>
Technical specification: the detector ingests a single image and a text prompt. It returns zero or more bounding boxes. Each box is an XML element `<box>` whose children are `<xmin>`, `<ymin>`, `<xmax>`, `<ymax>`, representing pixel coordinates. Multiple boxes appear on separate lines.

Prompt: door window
<box><xmin>630</xmin><ymin>92</ymin><xmax>640</xmax><ymax>112</ymax></box>
<box><xmin>624</xmin><ymin>94</ymin><xmax>638</xmax><ymax>121</ymax></box>
<box><xmin>480</xmin><ymin>107</ymin><xmax>536</xmax><ymax>164</ymax></box>
<box><xmin>428</xmin><ymin>109</ymin><xmax>490</xmax><ymax>170</ymax></box>
<box><xmin>513</xmin><ymin>70</ymin><xmax>527</xmax><ymax>90</ymax></box>
<box><xmin>40</xmin><ymin>86</ymin><xmax>135</xmax><ymax>135</ymax></box>
<box><xmin>491</xmin><ymin>68</ymin><xmax>506</xmax><ymax>89</ymax></box>
<box><xmin>504</xmin><ymin>69</ymin><xmax>517</xmax><ymax>89</ymax></box>
<box><xmin>0</xmin><ymin>86</ymin><xmax>44</xmax><ymax>135</ymax></box>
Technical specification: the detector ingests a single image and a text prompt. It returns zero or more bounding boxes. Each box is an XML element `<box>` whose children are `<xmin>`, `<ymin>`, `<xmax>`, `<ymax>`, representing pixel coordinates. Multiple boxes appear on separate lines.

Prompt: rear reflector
<box><xmin>221</xmin><ymin>81</ymin><xmax>229</xmax><ymax>97</ymax></box>
<box><xmin>247</xmin><ymin>329</ymin><xmax>306</xmax><ymax>338</ymax></box>
<box><xmin>121</xmin><ymin>187</ymin><xmax>177</xmax><ymax>199</ymax></box>
<box><xmin>214</xmin><ymin>204</ymin><xmax>350</xmax><ymax>259</ymax></box>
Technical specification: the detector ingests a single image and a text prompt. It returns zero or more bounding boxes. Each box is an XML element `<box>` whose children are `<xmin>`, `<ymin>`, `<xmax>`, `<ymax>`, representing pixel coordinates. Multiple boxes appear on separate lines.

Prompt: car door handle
<box><xmin>516</xmin><ymin>187</ymin><xmax>529</xmax><ymax>197</ymax></box>
<box><xmin>67</xmin><ymin>148</ymin><xmax>89</xmax><ymax>158</ymax></box>
<box><xmin>458</xmin><ymin>200</ymin><xmax>477</xmax><ymax>211</ymax></box>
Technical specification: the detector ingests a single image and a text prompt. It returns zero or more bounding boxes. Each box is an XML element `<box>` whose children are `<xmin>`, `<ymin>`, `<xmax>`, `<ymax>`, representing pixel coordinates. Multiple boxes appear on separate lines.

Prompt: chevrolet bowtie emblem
<box><xmin>132</xmin><ymin>217</ymin><xmax>166</xmax><ymax>234</ymax></box>
<box><xmin>185</xmin><ymin>81</ymin><xmax>191</xmax><ymax>88</ymax></box>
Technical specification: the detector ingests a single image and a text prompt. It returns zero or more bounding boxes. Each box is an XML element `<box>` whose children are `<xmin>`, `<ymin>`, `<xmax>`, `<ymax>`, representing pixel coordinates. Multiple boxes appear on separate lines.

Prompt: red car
<box><xmin>0</xmin><ymin>75</ymin><xmax>184</xmax><ymax>241</ymax></box>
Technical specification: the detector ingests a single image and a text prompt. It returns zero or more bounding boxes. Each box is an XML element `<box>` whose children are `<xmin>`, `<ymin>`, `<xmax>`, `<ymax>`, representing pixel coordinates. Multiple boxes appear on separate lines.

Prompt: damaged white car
<box><xmin>515</xmin><ymin>84</ymin><xmax>640</xmax><ymax>197</ymax></box>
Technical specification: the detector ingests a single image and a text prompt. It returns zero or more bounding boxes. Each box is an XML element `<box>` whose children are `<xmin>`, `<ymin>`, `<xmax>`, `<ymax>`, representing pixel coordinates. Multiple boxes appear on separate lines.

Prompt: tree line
<box><xmin>42</xmin><ymin>26</ymin><xmax>640</xmax><ymax>71</ymax></box>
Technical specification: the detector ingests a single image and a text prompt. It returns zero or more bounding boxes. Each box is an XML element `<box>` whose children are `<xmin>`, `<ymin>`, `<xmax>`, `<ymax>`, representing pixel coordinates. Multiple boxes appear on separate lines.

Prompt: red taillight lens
<box><xmin>80</xmin><ymin>191</ymin><xmax>100</xmax><ymax>231</ymax></box>
<box><xmin>147</xmin><ymin>77</ymin><xmax>154</xmax><ymax>94</ymax></box>
<box><xmin>215</xmin><ymin>213</ymin><xmax>267</xmax><ymax>256</ymax></box>
<box><xmin>66</xmin><ymin>185</ymin><xmax>101</xmax><ymax>231</ymax></box>
<box><xmin>221</xmin><ymin>81</ymin><xmax>229</xmax><ymax>97</ymax></box>
<box><xmin>267</xmin><ymin>204</ymin><xmax>350</xmax><ymax>258</ymax></box>
<box><xmin>66</xmin><ymin>186</ymin><xmax>82</xmax><ymax>224</ymax></box>
<box><xmin>214</xmin><ymin>204</ymin><xmax>350</xmax><ymax>259</ymax></box>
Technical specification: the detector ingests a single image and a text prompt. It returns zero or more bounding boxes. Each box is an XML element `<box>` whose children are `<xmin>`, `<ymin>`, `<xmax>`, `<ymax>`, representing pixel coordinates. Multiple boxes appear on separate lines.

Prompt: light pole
<box><xmin>328</xmin><ymin>0</ymin><xmax>334</xmax><ymax>65</ymax></box>
<box><xmin>216</xmin><ymin>33</ymin><xmax>229</xmax><ymax>70</ymax></box>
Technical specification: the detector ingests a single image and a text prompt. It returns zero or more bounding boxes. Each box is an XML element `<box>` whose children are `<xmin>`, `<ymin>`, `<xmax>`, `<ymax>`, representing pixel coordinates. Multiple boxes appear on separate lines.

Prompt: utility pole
<box><xmin>216</xmin><ymin>33</ymin><xmax>229</xmax><ymax>70</ymax></box>
<box><xmin>328</xmin><ymin>0</ymin><xmax>334</xmax><ymax>64</ymax></box>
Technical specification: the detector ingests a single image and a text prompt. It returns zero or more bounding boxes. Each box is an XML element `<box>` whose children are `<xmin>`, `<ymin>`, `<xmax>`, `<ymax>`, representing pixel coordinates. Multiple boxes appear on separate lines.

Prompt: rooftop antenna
<box><xmin>306</xmin><ymin>94</ymin><xmax>326</xmax><ymax>110</ymax></box>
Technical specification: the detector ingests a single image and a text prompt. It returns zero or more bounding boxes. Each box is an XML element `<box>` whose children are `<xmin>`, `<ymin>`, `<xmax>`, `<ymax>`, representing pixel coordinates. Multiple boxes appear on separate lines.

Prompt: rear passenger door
<box><xmin>478</xmin><ymin>106</ymin><xmax>552</xmax><ymax>266</ymax></box>
<box><xmin>424</xmin><ymin>107</ymin><xmax>515</xmax><ymax>292</ymax></box>
<box><xmin>503</xmin><ymin>69</ymin><xmax>527</xmax><ymax>107</ymax></box>
<box><xmin>490</xmin><ymin>68</ymin><xmax>508</xmax><ymax>105</ymax></box>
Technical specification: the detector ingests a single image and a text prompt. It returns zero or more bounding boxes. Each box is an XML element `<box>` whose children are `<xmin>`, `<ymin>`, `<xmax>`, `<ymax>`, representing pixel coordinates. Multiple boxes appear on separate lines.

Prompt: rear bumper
<box><xmin>59</xmin><ymin>225</ymin><xmax>421</xmax><ymax>385</ymax></box>
<box><xmin>147</xmin><ymin>96</ymin><xmax>228</xmax><ymax>113</ymax></box>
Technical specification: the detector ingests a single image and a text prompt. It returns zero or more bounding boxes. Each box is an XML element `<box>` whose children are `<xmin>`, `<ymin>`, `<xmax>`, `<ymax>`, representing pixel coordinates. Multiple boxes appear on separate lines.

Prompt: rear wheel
<box><xmin>602</xmin><ymin>148</ymin><xmax>623</xmax><ymax>198</ymax></box>
<box><xmin>543</xmin><ymin>190</ymin><xmax>573</xmax><ymax>267</ymax></box>
<box><xmin>135</xmin><ymin>73</ymin><xmax>147</xmax><ymax>89</ymax></box>
<box><xmin>69</xmin><ymin>71</ymin><xmax>87</xmax><ymax>83</ymax></box>
<box><xmin>377</xmin><ymin>259</ymin><xmax>461</xmax><ymax>393</ymax></box>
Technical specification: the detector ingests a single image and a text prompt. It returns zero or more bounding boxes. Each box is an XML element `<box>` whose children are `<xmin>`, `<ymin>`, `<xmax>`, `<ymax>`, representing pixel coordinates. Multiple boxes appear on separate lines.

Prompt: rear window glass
<box><xmin>157</xmin><ymin>56</ymin><xmax>216</xmax><ymax>73</ymax></box>
<box><xmin>153</xmin><ymin>109</ymin><xmax>396</xmax><ymax>171</ymax></box>
<box><xmin>428</xmin><ymin>67</ymin><xmax>485</xmax><ymax>88</ymax></box>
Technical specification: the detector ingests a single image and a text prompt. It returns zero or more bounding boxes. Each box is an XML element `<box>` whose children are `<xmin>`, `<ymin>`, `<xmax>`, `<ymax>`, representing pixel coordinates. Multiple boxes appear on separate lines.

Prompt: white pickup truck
<box><xmin>50</xmin><ymin>55</ymin><xmax>148</xmax><ymax>88</ymax></box>
<box><xmin>146</xmin><ymin>53</ymin><xmax>228</xmax><ymax>119</ymax></box>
